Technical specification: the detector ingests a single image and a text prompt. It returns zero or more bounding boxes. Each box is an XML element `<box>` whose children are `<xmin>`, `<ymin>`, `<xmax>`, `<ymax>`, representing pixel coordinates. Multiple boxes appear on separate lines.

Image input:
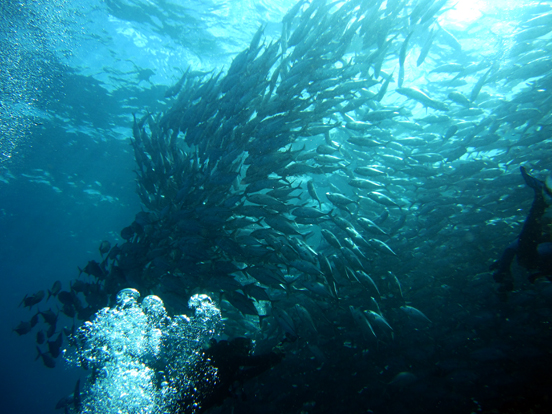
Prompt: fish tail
<box><xmin>19</xmin><ymin>294</ymin><xmax>27</xmax><ymax>307</ymax></box>
<box><xmin>520</xmin><ymin>166</ymin><xmax>543</xmax><ymax>191</ymax></box>
<box><xmin>301</xmin><ymin>230</ymin><xmax>314</xmax><ymax>242</ymax></box>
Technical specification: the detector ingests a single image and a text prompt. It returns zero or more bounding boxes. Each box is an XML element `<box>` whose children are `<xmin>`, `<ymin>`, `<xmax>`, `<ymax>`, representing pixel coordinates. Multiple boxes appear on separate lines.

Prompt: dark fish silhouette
<box><xmin>13</xmin><ymin>321</ymin><xmax>32</xmax><ymax>336</ymax></box>
<box><xmin>20</xmin><ymin>290</ymin><xmax>45</xmax><ymax>309</ymax></box>
<box><xmin>47</xmin><ymin>332</ymin><xmax>63</xmax><ymax>358</ymax></box>
<box><xmin>70</xmin><ymin>279</ymin><xmax>89</xmax><ymax>294</ymax></box>
<box><xmin>40</xmin><ymin>309</ymin><xmax>58</xmax><ymax>326</ymax></box>
<box><xmin>30</xmin><ymin>312</ymin><xmax>39</xmax><ymax>328</ymax></box>
<box><xmin>47</xmin><ymin>280</ymin><xmax>62</xmax><ymax>301</ymax></box>
<box><xmin>99</xmin><ymin>240</ymin><xmax>111</xmax><ymax>257</ymax></box>
<box><xmin>57</xmin><ymin>290</ymin><xmax>79</xmax><ymax>307</ymax></box>
<box><xmin>46</xmin><ymin>320</ymin><xmax>57</xmax><ymax>339</ymax></box>
<box><xmin>55</xmin><ymin>394</ymin><xmax>74</xmax><ymax>410</ymax></box>
<box><xmin>78</xmin><ymin>260</ymin><xmax>105</xmax><ymax>279</ymax></box>
<box><xmin>36</xmin><ymin>330</ymin><xmax>45</xmax><ymax>345</ymax></box>
<box><xmin>35</xmin><ymin>346</ymin><xmax>55</xmax><ymax>368</ymax></box>
<box><xmin>120</xmin><ymin>225</ymin><xmax>135</xmax><ymax>240</ymax></box>
<box><xmin>61</xmin><ymin>302</ymin><xmax>76</xmax><ymax>318</ymax></box>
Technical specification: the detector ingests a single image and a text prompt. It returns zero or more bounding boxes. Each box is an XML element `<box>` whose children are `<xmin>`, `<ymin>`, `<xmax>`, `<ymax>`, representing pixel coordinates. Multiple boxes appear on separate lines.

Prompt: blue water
<box><xmin>2</xmin><ymin>0</ymin><xmax>552</xmax><ymax>413</ymax></box>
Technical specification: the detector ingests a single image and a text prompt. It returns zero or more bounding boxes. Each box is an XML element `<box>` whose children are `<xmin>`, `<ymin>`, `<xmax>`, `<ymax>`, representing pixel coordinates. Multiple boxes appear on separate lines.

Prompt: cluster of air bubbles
<box><xmin>0</xmin><ymin>0</ymin><xmax>82</xmax><ymax>163</ymax></box>
<box><xmin>64</xmin><ymin>289</ymin><xmax>222</xmax><ymax>414</ymax></box>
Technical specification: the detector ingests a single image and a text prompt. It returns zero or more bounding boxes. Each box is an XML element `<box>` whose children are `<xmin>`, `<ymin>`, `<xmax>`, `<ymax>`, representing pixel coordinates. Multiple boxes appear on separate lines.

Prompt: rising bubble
<box><xmin>65</xmin><ymin>289</ymin><xmax>222</xmax><ymax>413</ymax></box>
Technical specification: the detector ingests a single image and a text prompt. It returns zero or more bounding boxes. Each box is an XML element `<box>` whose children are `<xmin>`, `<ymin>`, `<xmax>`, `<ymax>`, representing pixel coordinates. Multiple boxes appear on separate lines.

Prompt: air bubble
<box><xmin>116</xmin><ymin>288</ymin><xmax>140</xmax><ymax>307</ymax></box>
<box><xmin>141</xmin><ymin>295</ymin><xmax>167</xmax><ymax>321</ymax></box>
<box><xmin>66</xmin><ymin>289</ymin><xmax>222</xmax><ymax>413</ymax></box>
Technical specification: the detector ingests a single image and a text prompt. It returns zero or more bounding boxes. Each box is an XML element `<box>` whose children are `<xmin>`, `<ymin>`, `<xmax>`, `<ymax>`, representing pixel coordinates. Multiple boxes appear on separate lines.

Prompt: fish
<box><xmin>398</xmin><ymin>32</ymin><xmax>413</xmax><ymax>88</ymax></box>
<box><xmin>36</xmin><ymin>330</ymin><xmax>46</xmax><ymax>345</ymax></box>
<box><xmin>417</xmin><ymin>29</ymin><xmax>435</xmax><ymax>67</ymax></box>
<box><xmin>99</xmin><ymin>240</ymin><xmax>111</xmax><ymax>256</ymax></box>
<box><xmin>272</xmin><ymin>307</ymin><xmax>297</xmax><ymax>340</ymax></box>
<box><xmin>57</xmin><ymin>290</ymin><xmax>80</xmax><ymax>307</ymax></box>
<box><xmin>326</xmin><ymin>192</ymin><xmax>356</xmax><ymax>207</ymax></box>
<box><xmin>356</xmin><ymin>217</ymin><xmax>388</xmax><ymax>236</ymax></box>
<box><xmin>294</xmin><ymin>304</ymin><xmax>317</xmax><ymax>336</ymax></box>
<box><xmin>247</xmin><ymin>193</ymin><xmax>290</xmax><ymax>212</ymax></box>
<box><xmin>347</xmin><ymin>136</ymin><xmax>386</xmax><ymax>148</ymax></box>
<box><xmin>348</xmin><ymin>178</ymin><xmax>385</xmax><ymax>190</ymax></box>
<box><xmin>47</xmin><ymin>332</ymin><xmax>64</xmax><ymax>358</ymax></box>
<box><xmin>436</xmin><ymin>21</ymin><xmax>462</xmax><ymax>51</ymax></box>
<box><xmin>241</xmin><ymin>283</ymin><xmax>271</xmax><ymax>302</ymax></box>
<box><xmin>321</xmin><ymin>229</ymin><xmax>342</xmax><ymax>249</ymax></box>
<box><xmin>120</xmin><ymin>225</ymin><xmax>135</xmax><ymax>241</ymax></box>
<box><xmin>224</xmin><ymin>291</ymin><xmax>258</xmax><ymax>316</ymax></box>
<box><xmin>306</xmin><ymin>180</ymin><xmax>323</xmax><ymax>208</ymax></box>
<box><xmin>20</xmin><ymin>290</ymin><xmax>45</xmax><ymax>309</ymax></box>
<box><xmin>289</xmin><ymin>238</ymin><xmax>318</xmax><ymax>263</ymax></box>
<box><xmin>47</xmin><ymin>281</ymin><xmax>62</xmax><ymax>301</ymax></box>
<box><xmin>30</xmin><ymin>312</ymin><xmax>39</xmax><ymax>328</ymax></box>
<box><xmin>291</xmin><ymin>206</ymin><xmax>332</xmax><ymax>219</ymax></box>
<box><xmin>300</xmin><ymin>280</ymin><xmax>335</xmax><ymax>299</ymax></box>
<box><xmin>448</xmin><ymin>91</ymin><xmax>471</xmax><ymax>108</ymax></box>
<box><xmin>78</xmin><ymin>260</ymin><xmax>105</xmax><ymax>279</ymax></box>
<box><xmin>400</xmin><ymin>305</ymin><xmax>432</xmax><ymax>324</ymax></box>
<box><xmin>35</xmin><ymin>346</ymin><xmax>55</xmax><ymax>368</ymax></box>
<box><xmin>40</xmin><ymin>309</ymin><xmax>58</xmax><ymax>326</ymax></box>
<box><xmin>396</xmin><ymin>87</ymin><xmax>449</xmax><ymax>111</ymax></box>
<box><xmin>264</xmin><ymin>216</ymin><xmax>307</xmax><ymax>238</ymax></box>
<box><xmin>369</xmin><ymin>297</ymin><xmax>381</xmax><ymax>315</ymax></box>
<box><xmin>365</xmin><ymin>192</ymin><xmax>401</xmax><ymax>208</ymax></box>
<box><xmin>55</xmin><ymin>394</ymin><xmax>74</xmax><ymax>411</ymax></box>
<box><xmin>245</xmin><ymin>265</ymin><xmax>287</xmax><ymax>287</ymax></box>
<box><xmin>364</xmin><ymin>310</ymin><xmax>393</xmax><ymax>333</ymax></box>
<box><xmin>46</xmin><ymin>320</ymin><xmax>57</xmax><ymax>339</ymax></box>
<box><xmin>355</xmin><ymin>270</ymin><xmax>381</xmax><ymax>296</ymax></box>
<box><xmin>13</xmin><ymin>321</ymin><xmax>33</xmax><ymax>336</ymax></box>
<box><xmin>431</xmin><ymin>63</ymin><xmax>465</xmax><ymax>74</ymax></box>
<box><xmin>318</xmin><ymin>255</ymin><xmax>339</xmax><ymax>299</ymax></box>
<box><xmin>390</xmin><ymin>272</ymin><xmax>404</xmax><ymax>298</ymax></box>
<box><xmin>443</xmin><ymin>125</ymin><xmax>459</xmax><ymax>140</ymax></box>
<box><xmin>374</xmin><ymin>70</ymin><xmax>395</xmax><ymax>102</ymax></box>
<box><xmin>470</xmin><ymin>64</ymin><xmax>494</xmax><ymax>102</ymax></box>
<box><xmin>354</xmin><ymin>166</ymin><xmax>388</xmax><ymax>177</ymax></box>
<box><xmin>350</xmin><ymin>305</ymin><xmax>377</xmax><ymax>342</ymax></box>
<box><xmin>289</xmin><ymin>259</ymin><xmax>322</xmax><ymax>276</ymax></box>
